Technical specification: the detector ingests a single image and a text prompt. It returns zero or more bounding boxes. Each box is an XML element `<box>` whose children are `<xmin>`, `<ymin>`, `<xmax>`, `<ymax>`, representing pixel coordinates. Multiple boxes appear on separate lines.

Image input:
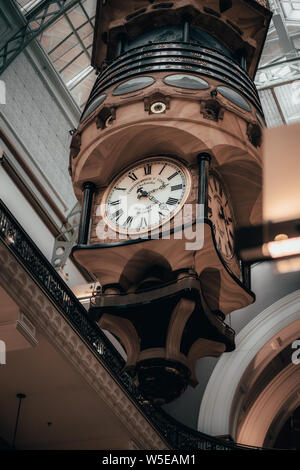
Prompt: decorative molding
<box><xmin>0</xmin><ymin>239</ymin><xmax>168</xmax><ymax>450</ymax></box>
<box><xmin>237</xmin><ymin>364</ymin><xmax>300</xmax><ymax>447</ymax></box>
<box><xmin>246</xmin><ymin>122</ymin><xmax>262</xmax><ymax>147</ymax></box>
<box><xmin>200</xmin><ymin>98</ymin><xmax>224</xmax><ymax>122</ymax></box>
<box><xmin>144</xmin><ymin>91</ymin><xmax>170</xmax><ymax>114</ymax></box>
<box><xmin>96</xmin><ymin>106</ymin><xmax>117</xmax><ymax>129</ymax></box>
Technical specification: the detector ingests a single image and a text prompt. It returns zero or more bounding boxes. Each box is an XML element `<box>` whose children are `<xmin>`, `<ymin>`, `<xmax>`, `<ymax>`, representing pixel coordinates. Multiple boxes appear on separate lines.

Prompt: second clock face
<box><xmin>103</xmin><ymin>157</ymin><xmax>191</xmax><ymax>233</ymax></box>
<box><xmin>208</xmin><ymin>172</ymin><xmax>235</xmax><ymax>262</ymax></box>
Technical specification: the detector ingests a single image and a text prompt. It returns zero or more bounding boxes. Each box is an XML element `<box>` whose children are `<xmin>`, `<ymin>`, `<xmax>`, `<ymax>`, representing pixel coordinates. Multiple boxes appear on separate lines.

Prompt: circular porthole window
<box><xmin>217</xmin><ymin>86</ymin><xmax>251</xmax><ymax>111</ymax></box>
<box><xmin>164</xmin><ymin>74</ymin><xmax>209</xmax><ymax>90</ymax></box>
<box><xmin>113</xmin><ymin>77</ymin><xmax>155</xmax><ymax>95</ymax></box>
<box><xmin>81</xmin><ymin>94</ymin><xmax>107</xmax><ymax>121</ymax></box>
<box><xmin>150</xmin><ymin>102</ymin><xmax>167</xmax><ymax>113</ymax></box>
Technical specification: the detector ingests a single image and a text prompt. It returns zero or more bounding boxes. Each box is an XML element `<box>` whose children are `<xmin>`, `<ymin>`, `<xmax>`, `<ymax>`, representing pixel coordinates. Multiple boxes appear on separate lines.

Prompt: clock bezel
<box><xmin>100</xmin><ymin>155</ymin><xmax>192</xmax><ymax>235</ymax></box>
<box><xmin>208</xmin><ymin>170</ymin><xmax>236</xmax><ymax>263</ymax></box>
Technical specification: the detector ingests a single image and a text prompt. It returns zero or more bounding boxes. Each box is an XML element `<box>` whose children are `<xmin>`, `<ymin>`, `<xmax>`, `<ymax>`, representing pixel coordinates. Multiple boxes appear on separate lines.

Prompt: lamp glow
<box><xmin>263</xmin><ymin>236</ymin><xmax>300</xmax><ymax>258</ymax></box>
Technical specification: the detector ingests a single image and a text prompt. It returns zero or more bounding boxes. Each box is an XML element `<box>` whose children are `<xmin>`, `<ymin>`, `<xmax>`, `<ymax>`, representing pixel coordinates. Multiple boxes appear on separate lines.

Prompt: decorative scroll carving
<box><xmin>96</xmin><ymin>106</ymin><xmax>117</xmax><ymax>129</ymax></box>
<box><xmin>69</xmin><ymin>132</ymin><xmax>81</xmax><ymax>159</ymax></box>
<box><xmin>200</xmin><ymin>98</ymin><xmax>224</xmax><ymax>122</ymax></box>
<box><xmin>144</xmin><ymin>92</ymin><xmax>170</xmax><ymax>114</ymax></box>
<box><xmin>247</xmin><ymin>122</ymin><xmax>262</xmax><ymax>147</ymax></box>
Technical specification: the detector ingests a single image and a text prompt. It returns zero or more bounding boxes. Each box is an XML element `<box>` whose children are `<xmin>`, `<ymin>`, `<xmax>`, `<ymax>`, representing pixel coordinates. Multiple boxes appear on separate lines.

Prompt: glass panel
<box><xmin>81</xmin><ymin>94</ymin><xmax>107</xmax><ymax>120</ymax></box>
<box><xmin>217</xmin><ymin>86</ymin><xmax>251</xmax><ymax>111</ymax></box>
<box><xmin>164</xmin><ymin>74</ymin><xmax>209</xmax><ymax>90</ymax></box>
<box><xmin>34</xmin><ymin>0</ymin><xmax>97</xmax><ymax>108</ymax></box>
<box><xmin>258</xmin><ymin>89</ymin><xmax>284</xmax><ymax>127</ymax></box>
<box><xmin>274</xmin><ymin>81</ymin><xmax>300</xmax><ymax>124</ymax></box>
<box><xmin>113</xmin><ymin>77</ymin><xmax>155</xmax><ymax>95</ymax></box>
<box><xmin>256</xmin><ymin>113</ymin><xmax>266</xmax><ymax>127</ymax></box>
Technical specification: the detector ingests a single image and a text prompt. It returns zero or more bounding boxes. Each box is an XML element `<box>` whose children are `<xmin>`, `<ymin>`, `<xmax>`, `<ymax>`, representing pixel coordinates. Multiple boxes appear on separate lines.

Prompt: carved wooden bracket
<box><xmin>247</xmin><ymin>122</ymin><xmax>262</xmax><ymax>147</ymax></box>
<box><xmin>144</xmin><ymin>91</ymin><xmax>170</xmax><ymax>114</ymax></box>
<box><xmin>200</xmin><ymin>98</ymin><xmax>224</xmax><ymax>122</ymax></box>
<box><xmin>96</xmin><ymin>105</ymin><xmax>117</xmax><ymax>129</ymax></box>
<box><xmin>70</xmin><ymin>132</ymin><xmax>81</xmax><ymax>159</ymax></box>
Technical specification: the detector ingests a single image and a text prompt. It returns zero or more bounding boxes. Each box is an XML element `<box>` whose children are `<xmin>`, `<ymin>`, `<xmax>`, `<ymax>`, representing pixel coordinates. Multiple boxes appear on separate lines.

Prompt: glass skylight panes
<box><xmin>274</xmin><ymin>82</ymin><xmax>300</xmax><ymax>123</ymax></box>
<box><xmin>259</xmin><ymin>88</ymin><xmax>284</xmax><ymax>127</ymax></box>
<box><xmin>17</xmin><ymin>0</ymin><xmax>97</xmax><ymax>110</ymax></box>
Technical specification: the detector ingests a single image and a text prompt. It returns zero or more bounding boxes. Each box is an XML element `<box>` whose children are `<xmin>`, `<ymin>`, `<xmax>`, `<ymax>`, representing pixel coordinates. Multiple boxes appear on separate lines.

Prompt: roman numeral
<box><xmin>167</xmin><ymin>172</ymin><xmax>179</xmax><ymax>181</ymax></box>
<box><xmin>139</xmin><ymin>217</ymin><xmax>148</xmax><ymax>228</ymax></box>
<box><xmin>128</xmin><ymin>172</ymin><xmax>138</xmax><ymax>181</ymax></box>
<box><xmin>124</xmin><ymin>216</ymin><xmax>133</xmax><ymax>228</ymax></box>
<box><xmin>171</xmin><ymin>184</ymin><xmax>183</xmax><ymax>191</ymax></box>
<box><xmin>166</xmin><ymin>197</ymin><xmax>179</xmax><ymax>205</ymax></box>
<box><xmin>144</xmin><ymin>164</ymin><xmax>152</xmax><ymax>175</ymax></box>
<box><xmin>109</xmin><ymin>200</ymin><xmax>120</xmax><ymax>206</ymax></box>
<box><xmin>111</xmin><ymin>209</ymin><xmax>123</xmax><ymax>222</ymax></box>
<box><xmin>159</xmin><ymin>164</ymin><xmax>167</xmax><ymax>175</ymax></box>
<box><xmin>115</xmin><ymin>187</ymin><xmax>126</xmax><ymax>191</ymax></box>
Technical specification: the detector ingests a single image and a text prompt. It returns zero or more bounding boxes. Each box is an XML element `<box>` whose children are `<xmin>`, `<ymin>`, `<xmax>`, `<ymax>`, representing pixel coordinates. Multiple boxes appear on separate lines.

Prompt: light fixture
<box><xmin>263</xmin><ymin>236</ymin><xmax>300</xmax><ymax>258</ymax></box>
<box><xmin>236</xmin><ymin>122</ymin><xmax>300</xmax><ymax>270</ymax></box>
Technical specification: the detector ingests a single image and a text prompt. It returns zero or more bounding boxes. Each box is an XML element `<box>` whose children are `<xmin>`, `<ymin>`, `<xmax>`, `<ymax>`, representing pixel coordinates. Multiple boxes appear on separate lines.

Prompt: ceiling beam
<box><xmin>0</xmin><ymin>0</ymin><xmax>82</xmax><ymax>75</ymax></box>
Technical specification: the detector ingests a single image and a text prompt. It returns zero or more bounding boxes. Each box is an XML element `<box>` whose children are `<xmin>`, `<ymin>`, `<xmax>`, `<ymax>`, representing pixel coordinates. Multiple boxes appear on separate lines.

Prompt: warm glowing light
<box><xmin>263</xmin><ymin>236</ymin><xmax>300</xmax><ymax>258</ymax></box>
<box><xmin>274</xmin><ymin>233</ymin><xmax>288</xmax><ymax>241</ymax></box>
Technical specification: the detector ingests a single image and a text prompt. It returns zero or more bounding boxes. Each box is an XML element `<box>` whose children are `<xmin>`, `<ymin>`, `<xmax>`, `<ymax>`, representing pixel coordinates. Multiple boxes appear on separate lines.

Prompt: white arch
<box><xmin>198</xmin><ymin>289</ymin><xmax>300</xmax><ymax>437</ymax></box>
<box><xmin>0</xmin><ymin>339</ymin><xmax>6</xmax><ymax>365</ymax></box>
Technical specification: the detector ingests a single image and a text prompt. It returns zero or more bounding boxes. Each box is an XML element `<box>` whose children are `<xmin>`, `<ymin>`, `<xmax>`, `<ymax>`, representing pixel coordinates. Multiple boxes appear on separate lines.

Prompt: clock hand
<box><xmin>147</xmin><ymin>182</ymin><xmax>169</xmax><ymax>195</ymax></box>
<box><xmin>148</xmin><ymin>195</ymin><xmax>161</xmax><ymax>204</ymax></box>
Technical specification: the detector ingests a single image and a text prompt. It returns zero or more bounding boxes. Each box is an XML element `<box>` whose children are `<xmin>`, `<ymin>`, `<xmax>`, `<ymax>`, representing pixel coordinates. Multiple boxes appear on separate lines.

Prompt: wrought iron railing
<box><xmin>0</xmin><ymin>199</ymin><xmax>257</xmax><ymax>450</ymax></box>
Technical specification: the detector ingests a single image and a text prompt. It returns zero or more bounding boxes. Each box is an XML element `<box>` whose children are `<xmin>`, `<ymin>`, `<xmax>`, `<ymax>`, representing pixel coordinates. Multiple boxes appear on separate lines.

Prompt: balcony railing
<box><xmin>0</xmin><ymin>199</ymin><xmax>259</xmax><ymax>451</ymax></box>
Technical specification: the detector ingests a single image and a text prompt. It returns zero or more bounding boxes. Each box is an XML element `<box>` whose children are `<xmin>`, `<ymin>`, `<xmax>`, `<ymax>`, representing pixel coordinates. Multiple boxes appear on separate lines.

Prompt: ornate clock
<box><xmin>101</xmin><ymin>157</ymin><xmax>191</xmax><ymax>234</ymax></box>
<box><xmin>208</xmin><ymin>172</ymin><xmax>235</xmax><ymax>264</ymax></box>
<box><xmin>70</xmin><ymin>0</ymin><xmax>270</xmax><ymax>404</ymax></box>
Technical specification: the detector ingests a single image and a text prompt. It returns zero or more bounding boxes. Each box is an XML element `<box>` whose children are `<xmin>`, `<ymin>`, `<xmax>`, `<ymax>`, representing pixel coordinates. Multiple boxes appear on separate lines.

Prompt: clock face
<box><xmin>103</xmin><ymin>157</ymin><xmax>191</xmax><ymax>234</ymax></box>
<box><xmin>208</xmin><ymin>172</ymin><xmax>235</xmax><ymax>262</ymax></box>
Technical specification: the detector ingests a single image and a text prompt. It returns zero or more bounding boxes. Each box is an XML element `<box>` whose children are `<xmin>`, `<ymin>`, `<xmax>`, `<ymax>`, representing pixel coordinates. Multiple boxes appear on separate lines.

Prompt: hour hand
<box><xmin>148</xmin><ymin>195</ymin><xmax>161</xmax><ymax>204</ymax></box>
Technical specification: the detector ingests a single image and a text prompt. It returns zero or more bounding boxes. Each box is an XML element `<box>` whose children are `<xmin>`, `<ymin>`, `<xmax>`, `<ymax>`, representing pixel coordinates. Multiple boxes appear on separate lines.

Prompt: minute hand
<box><xmin>147</xmin><ymin>183</ymin><xmax>169</xmax><ymax>195</ymax></box>
<box><xmin>148</xmin><ymin>195</ymin><xmax>161</xmax><ymax>204</ymax></box>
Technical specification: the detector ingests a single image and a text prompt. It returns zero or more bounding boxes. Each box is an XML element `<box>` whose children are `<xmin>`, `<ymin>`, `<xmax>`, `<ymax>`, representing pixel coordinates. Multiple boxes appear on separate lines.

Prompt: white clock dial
<box><xmin>208</xmin><ymin>172</ymin><xmax>235</xmax><ymax>262</ymax></box>
<box><xmin>103</xmin><ymin>158</ymin><xmax>191</xmax><ymax>233</ymax></box>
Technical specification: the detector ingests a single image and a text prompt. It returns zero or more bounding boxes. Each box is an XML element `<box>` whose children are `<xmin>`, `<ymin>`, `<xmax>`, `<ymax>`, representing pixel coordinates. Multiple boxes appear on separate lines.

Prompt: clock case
<box><xmin>72</xmin><ymin>154</ymin><xmax>254</xmax><ymax>404</ymax></box>
<box><xmin>70</xmin><ymin>0</ymin><xmax>270</xmax><ymax>404</ymax></box>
